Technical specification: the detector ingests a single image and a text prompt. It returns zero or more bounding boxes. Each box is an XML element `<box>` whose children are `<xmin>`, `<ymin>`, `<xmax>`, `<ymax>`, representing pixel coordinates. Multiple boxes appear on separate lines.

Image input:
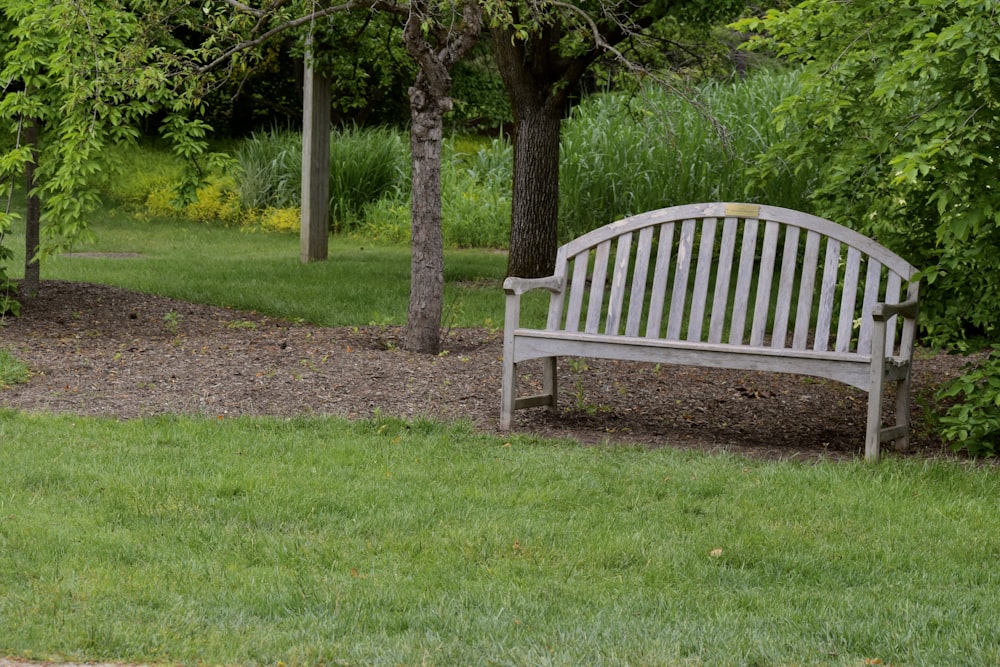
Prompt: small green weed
<box><xmin>163</xmin><ymin>310</ymin><xmax>183</xmax><ymax>335</ymax></box>
<box><xmin>0</xmin><ymin>348</ymin><xmax>28</xmax><ymax>388</ymax></box>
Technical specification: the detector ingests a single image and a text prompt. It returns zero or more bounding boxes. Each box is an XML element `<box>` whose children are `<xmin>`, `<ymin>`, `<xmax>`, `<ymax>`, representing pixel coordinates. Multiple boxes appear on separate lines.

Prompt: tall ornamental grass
<box><xmin>359</xmin><ymin>136</ymin><xmax>513</xmax><ymax>248</ymax></box>
<box><xmin>559</xmin><ymin>68</ymin><xmax>810</xmax><ymax>240</ymax></box>
<box><xmin>234</xmin><ymin>126</ymin><xmax>406</xmax><ymax>232</ymax></box>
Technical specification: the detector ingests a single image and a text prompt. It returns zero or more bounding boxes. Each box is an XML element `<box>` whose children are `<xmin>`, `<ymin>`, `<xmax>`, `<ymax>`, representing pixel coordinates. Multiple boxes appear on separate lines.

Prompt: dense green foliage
<box><xmin>736</xmin><ymin>1</ymin><xmax>1000</xmax><ymax>346</ymax></box>
<box><xmin>735</xmin><ymin>0</ymin><xmax>1000</xmax><ymax>455</ymax></box>
<box><xmin>2</xmin><ymin>411</ymin><xmax>1000</xmax><ymax>665</ymax></box>
<box><xmin>0</xmin><ymin>0</ymin><xmax>219</xmax><ymax>310</ymax></box>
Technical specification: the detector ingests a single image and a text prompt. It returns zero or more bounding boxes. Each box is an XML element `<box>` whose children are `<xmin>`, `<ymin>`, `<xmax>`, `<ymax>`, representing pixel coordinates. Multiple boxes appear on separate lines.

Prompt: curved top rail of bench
<box><xmin>559</xmin><ymin>202</ymin><xmax>919</xmax><ymax>281</ymax></box>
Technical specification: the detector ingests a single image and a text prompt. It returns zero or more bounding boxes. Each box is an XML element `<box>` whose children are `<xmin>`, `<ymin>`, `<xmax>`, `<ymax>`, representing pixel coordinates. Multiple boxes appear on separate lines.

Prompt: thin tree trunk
<box><xmin>404</xmin><ymin>72</ymin><xmax>445</xmax><ymax>354</ymax></box>
<box><xmin>400</xmin><ymin>0</ymin><xmax>481</xmax><ymax>353</ymax></box>
<box><xmin>22</xmin><ymin>117</ymin><xmax>41</xmax><ymax>298</ymax></box>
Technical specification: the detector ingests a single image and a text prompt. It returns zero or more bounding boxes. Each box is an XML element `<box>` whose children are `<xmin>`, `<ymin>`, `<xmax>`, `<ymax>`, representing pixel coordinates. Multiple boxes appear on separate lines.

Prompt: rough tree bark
<box><xmin>491</xmin><ymin>21</ymin><xmax>597</xmax><ymax>279</ymax></box>
<box><xmin>491</xmin><ymin>2</ymin><xmax>723</xmax><ymax>279</ymax></box>
<box><xmin>401</xmin><ymin>0</ymin><xmax>481</xmax><ymax>353</ymax></box>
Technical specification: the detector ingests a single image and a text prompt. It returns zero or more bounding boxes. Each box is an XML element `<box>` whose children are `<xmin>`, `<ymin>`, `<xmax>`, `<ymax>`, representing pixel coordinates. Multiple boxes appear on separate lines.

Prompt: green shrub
<box><xmin>358</xmin><ymin>136</ymin><xmax>513</xmax><ymax>248</ymax></box>
<box><xmin>441</xmin><ymin>137</ymin><xmax>512</xmax><ymax>248</ymax></box>
<box><xmin>937</xmin><ymin>347</ymin><xmax>1000</xmax><ymax>457</ymax></box>
<box><xmin>101</xmin><ymin>142</ymin><xmax>184</xmax><ymax>207</ymax></box>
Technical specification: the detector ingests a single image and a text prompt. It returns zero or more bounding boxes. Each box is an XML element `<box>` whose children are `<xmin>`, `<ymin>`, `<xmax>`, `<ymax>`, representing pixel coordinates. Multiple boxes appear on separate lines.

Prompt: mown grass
<box><xmin>4</xmin><ymin>211</ymin><xmax>541</xmax><ymax>329</ymax></box>
<box><xmin>0</xmin><ymin>347</ymin><xmax>29</xmax><ymax>387</ymax></box>
<box><xmin>1</xmin><ymin>411</ymin><xmax>998</xmax><ymax>666</ymax></box>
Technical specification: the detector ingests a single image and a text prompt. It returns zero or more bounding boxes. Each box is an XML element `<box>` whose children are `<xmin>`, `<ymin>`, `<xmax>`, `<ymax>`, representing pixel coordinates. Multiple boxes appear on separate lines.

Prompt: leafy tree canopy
<box><xmin>735</xmin><ymin>0</ymin><xmax>1000</xmax><ymax>348</ymax></box>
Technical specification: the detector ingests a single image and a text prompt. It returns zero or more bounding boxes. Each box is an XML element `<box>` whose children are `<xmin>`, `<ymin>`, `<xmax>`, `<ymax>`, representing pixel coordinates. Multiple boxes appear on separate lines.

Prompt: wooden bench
<box><xmin>500</xmin><ymin>203</ymin><xmax>920</xmax><ymax>460</ymax></box>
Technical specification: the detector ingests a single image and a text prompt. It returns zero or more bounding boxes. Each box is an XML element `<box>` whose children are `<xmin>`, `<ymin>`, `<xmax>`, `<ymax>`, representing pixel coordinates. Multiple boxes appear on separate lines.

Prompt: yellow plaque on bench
<box><xmin>724</xmin><ymin>203</ymin><xmax>761</xmax><ymax>218</ymax></box>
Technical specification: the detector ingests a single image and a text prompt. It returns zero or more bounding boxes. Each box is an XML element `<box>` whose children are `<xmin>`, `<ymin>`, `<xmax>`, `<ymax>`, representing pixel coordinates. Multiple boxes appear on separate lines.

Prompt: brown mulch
<box><xmin>0</xmin><ymin>280</ymin><xmax>972</xmax><ymax>461</ymax></box>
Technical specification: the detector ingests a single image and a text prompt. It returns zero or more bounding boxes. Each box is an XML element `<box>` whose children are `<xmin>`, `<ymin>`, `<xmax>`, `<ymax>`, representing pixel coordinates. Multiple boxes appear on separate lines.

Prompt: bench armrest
<box><xmin>503</xmin><ymin>275</ymin><xmax>564</xmax><ymax>296</ymax></box>
<box><xmin>872</xmin><ymin>298</ymin><xmax>919</xmax><ymax>321</ymax></box>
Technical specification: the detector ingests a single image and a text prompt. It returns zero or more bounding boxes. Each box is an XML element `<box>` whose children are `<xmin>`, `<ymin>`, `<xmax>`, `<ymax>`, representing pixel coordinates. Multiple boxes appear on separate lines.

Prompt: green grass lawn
<box><xmin>2</xmin><ymin>411</ymin><xmax>999</xmax><ymax>666</ymax></box>
<box><xmin>3</xmin><ymin>215</ymin><xmax>1000</xmax><ymax>666</ymax></box>
<box><xmin>6</xmin><ymin>211</ymin><xmax>550</xmax><ymax>330</ymax></box>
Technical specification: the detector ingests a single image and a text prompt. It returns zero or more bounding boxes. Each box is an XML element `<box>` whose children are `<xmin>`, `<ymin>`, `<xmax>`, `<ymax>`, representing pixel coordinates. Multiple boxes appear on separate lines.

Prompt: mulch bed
<box><xmin>0</xmin><ymin>280</ymin><xmax>974</xmax><ymax>461</ymax></box>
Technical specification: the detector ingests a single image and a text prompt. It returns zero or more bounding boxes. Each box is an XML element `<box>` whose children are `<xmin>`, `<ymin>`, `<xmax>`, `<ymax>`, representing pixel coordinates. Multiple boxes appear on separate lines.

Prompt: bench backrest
<box><xmin>546</xmin><ymin>203</ymin><xmax>919</xmax><ymax>359</ymax></box>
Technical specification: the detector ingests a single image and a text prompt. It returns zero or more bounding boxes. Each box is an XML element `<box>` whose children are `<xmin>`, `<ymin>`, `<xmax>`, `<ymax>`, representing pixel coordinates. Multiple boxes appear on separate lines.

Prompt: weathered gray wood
<box><xmin>884</xmin><ymin>271</ymin><xmax>902</xmax><ymax>355</ymax></box>
<box><xmin>729</xmin><ymin>218</ymin><xmax>759</xmax><ymax>345</ymax></box>
<box><xmin>793</xmin><ymin>231</ymin><xmax>821</xmax><ymax>350</ymax></box>
<box><xmin>771</xmin><ymin>225</ymin><xmax>801</xmax><ymax>349</ymax></box>
<box><xmin>687</xmin><ymin>218</ymin><xmax>717</xmax><ymax>341</ymax></box>
<box><xmin>565</xmin><ymin>254</ymin><xmax>589</xmax><ymax>331</ymax></box>
<box><xmin>645</xmin><ymin>222</ymin><xmax>675</xmax><ymax>338</ymax></box>
<box><xmin>857</xmin><ymin>259</ymin><xmax>882</xmax><ymax>355</ymax></box>
<box><xmin>625</xmin><ymin>226</ymin><xmax>655</xmax><ymax>337</ymax></box>
<box><xmin>500</xmin><ymin>202</ymin><xmax>920</xmax><ymax>461</ymax></box>
<box><xmin>606</xmin><ymin>233</ymin><xmax>633</xmax><ymax>335</ymax></box>
<box><xmin>586</xmin><ymin>241</ymin><xmax>612</xmax><ymax>334</ymax></box>
<box><xmin>750</xmin><ymin>221</ymin><xmax>781</xmax><ymax>346</ymax></box>
<box><xmin>708</xmin><ymin>217</ymin><xmax>739</xmax><ymax>344</ymax></box>
<box><xmin>667</xmin><ymin>220</ymin><xmax>697</xmax><ymax>340</ymax></box>
<box><xmin>814</xmin><ymin>238</ymin><xmax>842</xmax><ymax>351</ymax></box>
<box><xmin>300</xmin><ymin>36</ymin><xmax>331</xmax><ymax>264</ymax></box>
<box><xmin>836</xmin><ymin>247</ymin><xmax>862</xmax><ymax>353</ymax></box>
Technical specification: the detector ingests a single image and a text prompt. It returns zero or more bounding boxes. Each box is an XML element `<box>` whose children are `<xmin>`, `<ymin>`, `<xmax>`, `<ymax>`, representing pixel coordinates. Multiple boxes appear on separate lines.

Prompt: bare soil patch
<box><xmin>0</xmin><ymin>280</ymin><xmax>971</xmax><ymax>461</ymax></box>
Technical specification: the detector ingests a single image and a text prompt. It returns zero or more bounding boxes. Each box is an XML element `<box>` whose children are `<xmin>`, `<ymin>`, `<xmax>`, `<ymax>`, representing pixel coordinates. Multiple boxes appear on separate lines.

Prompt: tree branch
<box><xmin>195</xmin><ymin>0</ymin><xmax>406</xmax><ymax>74</ymax></box>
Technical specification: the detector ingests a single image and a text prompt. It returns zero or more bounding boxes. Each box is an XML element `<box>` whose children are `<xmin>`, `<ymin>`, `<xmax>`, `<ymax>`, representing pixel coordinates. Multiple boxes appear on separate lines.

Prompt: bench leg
<box><xmin>865</xmin><ymin>383</ymin><xmax>883</xmax><ymax>462</ymax></box>
<box><xmin>500</xmin><ymin>359</ymin><xmax>516</xmax><ymax>430</ymax></box>
<box><xmin>543</xmin><ymin>356</ymin><xmax>558</xmax><ymax>414</ymax></box>
<box><xmin>893</xmin><ymin>373</ymin><xmax>912</xmax><ymax>452</ymax></box>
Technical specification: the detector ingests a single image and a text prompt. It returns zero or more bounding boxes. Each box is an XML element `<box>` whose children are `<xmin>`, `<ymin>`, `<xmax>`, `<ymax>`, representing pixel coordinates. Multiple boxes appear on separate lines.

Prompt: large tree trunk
<box><xmin>404</xmin><ymin>71</ymin><xmax>446</xmax><ymax>354</ymax></box>
<box><xmin>22</xmin><ymin>117</ymin><xmax>41</xmax><ymax>298</ymax></box>
<box><xmin>492</xmin><ymin>23</ymin><xmax>576</xmax><ymax>279</ymax></box>
<box><xmin>507</xmin><ymin>104</ymin><xmax>562</xmax><ymax>278</ymax></box>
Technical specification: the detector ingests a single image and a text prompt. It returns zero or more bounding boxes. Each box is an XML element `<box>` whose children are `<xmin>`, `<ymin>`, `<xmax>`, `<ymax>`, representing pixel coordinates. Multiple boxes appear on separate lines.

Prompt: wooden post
<box><xmin>300</xmin><ymin>34</ymin><xmax>331</xmax><ymax>263</ymax></box>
